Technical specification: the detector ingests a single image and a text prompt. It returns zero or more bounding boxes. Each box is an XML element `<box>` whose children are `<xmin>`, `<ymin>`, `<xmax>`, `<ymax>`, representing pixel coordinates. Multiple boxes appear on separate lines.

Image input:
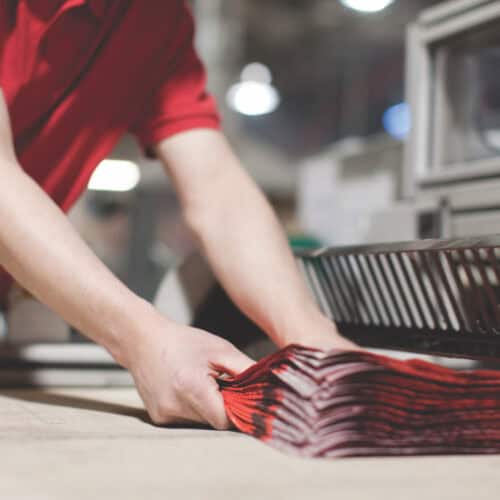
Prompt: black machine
<box><xmin>297</xmin><ymin>235</ymin><xmax>500</xmax><ymax>359</ymax></box>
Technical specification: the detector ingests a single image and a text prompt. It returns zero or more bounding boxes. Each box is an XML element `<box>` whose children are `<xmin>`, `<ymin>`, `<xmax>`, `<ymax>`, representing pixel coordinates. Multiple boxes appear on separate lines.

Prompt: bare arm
<box><xmin>156</xmin><ymin>129</ymin><xmax>355</xmax><ymax>350</ymax></box>
<box><xmin>0</xmin><ymin>91</ymin><xmax>252</xmax><ymax>428</ymax></box>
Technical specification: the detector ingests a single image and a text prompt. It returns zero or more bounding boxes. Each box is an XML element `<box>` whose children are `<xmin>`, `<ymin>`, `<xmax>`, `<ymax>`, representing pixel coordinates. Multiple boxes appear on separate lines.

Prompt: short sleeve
<box><xmin>129</xmin><ymin>2</ymin><xmax>221</xmax><ymax>156</ymax></box>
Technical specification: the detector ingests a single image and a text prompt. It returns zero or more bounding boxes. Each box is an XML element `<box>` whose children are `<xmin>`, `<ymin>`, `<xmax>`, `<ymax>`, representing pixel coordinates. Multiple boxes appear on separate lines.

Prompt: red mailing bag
<box><xmin>220</xmin><ymin>345</ymin><xmax>500</xmax><ymax>458</ymax></box>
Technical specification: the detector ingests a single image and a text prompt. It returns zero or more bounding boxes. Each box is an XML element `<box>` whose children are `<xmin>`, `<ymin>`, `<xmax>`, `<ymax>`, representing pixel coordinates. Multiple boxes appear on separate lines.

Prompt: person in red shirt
<box><xmin>0</xmin><ymin>0</ymin><xmax>354</xmax><ymax>428</ymax></box>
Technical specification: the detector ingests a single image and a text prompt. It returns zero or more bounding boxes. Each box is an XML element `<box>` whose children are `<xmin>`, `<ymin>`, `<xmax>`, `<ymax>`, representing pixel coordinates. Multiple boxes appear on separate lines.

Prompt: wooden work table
<box><xmin>0</xmin><ymin>387</ymin><xmax>499</xmax><ymax>500</ymax></box>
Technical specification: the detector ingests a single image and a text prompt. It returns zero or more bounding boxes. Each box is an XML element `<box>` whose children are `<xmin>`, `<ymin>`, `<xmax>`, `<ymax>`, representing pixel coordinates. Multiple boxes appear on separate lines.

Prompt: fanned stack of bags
<box><xmin>219</xmin><ymin>345</ymin><xmax>500</xmax><ymax>458</ymax></box>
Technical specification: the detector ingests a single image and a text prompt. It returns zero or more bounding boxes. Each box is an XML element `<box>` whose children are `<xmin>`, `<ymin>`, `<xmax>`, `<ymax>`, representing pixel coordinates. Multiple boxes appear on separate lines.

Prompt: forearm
<box><xmin>157</xmin><ymin>130</ymin><xmax>354</xmax><ymax>350</ymax></box>
<box><xmin>0</xmin><ymin>161</ymin><xmax>153</xmax><ymax>365</ymax></box>
<box><xmin>177</xmin><ymin>144</ymin><xmax>326</xmax><ymax>348</ymax></box>
<box><xmin>191</xmin><ymin>171</ymin><xmax>326</xmax><ymax>345</ymax></box>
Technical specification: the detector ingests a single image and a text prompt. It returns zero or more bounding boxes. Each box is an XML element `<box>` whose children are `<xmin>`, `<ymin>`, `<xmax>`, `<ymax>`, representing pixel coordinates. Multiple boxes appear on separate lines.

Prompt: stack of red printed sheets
<box><xmin>219</xmin><ymin>345</ymin><xmax>500</xmax><ymax>458</ymax></box>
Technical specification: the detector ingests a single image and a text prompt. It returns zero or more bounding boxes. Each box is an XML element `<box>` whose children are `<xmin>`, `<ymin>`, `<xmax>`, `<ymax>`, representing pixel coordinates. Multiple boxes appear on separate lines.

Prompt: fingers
<box><xmin>147</xmin><ymin>390</ymin><xmax>206</xmax><ymax>427</ymax></box>
<box><xmin>137</xmin><ymin>332</ymin><xmax>255</xmax><ymax>430</ymax></box>
<box><xmin>186</xmin><ymin>375</ymin><xmax>232</xmax><ymax>430</ymax></box>
<box><xmin>191</xmin><ymin>343</ymin><xmax>254</xmax><ymax>429</ymax></box>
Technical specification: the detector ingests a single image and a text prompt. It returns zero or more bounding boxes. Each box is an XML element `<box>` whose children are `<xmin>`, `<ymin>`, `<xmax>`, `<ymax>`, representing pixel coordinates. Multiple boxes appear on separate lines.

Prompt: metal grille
<box><xmin>296</xmin><ymin>235</ymin><xmax>500</xmax><ymax>359</ymax></box>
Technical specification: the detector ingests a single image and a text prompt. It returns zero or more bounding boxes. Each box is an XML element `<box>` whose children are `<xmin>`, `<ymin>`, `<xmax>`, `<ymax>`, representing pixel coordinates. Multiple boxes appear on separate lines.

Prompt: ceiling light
<box><xmin>340</xmin><ymin>0</ymin><xmax>395</xmax><ymax>13</ymax></box>
<box><xmin>88</xmin><ymin>159</ymin><xmax>140</xmax><ymax>192</ymax></box>
<box><xmin>240</xmin><ymin>62</ymin><xmax>273</xmax><ymax>84</ymax></box>
<box><xmin>226</xmin><ymin>81</ymin><xmax>280</xmax><ymax>116</ymax></box>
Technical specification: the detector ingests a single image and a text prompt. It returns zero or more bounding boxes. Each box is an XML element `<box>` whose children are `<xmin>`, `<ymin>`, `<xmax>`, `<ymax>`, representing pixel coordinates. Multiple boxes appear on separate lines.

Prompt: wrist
<box><xmin>103</xmin><ymin>297</ymin><xmax>170</xmax><ymax>369</ymax></box>
<box><xmin>269</xmin><ymin>302</ymin><xmax>338</xmax><ymax>347</ymax></box>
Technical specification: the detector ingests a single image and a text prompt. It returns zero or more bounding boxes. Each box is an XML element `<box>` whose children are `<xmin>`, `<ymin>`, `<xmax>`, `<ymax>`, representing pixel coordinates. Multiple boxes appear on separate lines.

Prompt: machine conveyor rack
<box><xmin>296</xmin><ymin>235</ymin><xmax>500</xmax><ymax>359</ymax></box>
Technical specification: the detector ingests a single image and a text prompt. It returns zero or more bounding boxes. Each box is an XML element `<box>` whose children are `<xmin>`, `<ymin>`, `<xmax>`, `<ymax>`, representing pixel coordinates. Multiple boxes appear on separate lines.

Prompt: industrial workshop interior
<box><xmin>4</xmin><ymin>0</ymin><xmax>500</xmax><ymax>498</ymax></box>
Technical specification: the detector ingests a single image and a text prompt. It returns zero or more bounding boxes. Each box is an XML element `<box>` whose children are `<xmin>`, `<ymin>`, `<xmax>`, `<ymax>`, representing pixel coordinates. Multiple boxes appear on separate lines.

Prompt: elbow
<box><xmin>0</xmin><ymin>158</ymin><xmax>22</xmax><ymax>175</ymax></box>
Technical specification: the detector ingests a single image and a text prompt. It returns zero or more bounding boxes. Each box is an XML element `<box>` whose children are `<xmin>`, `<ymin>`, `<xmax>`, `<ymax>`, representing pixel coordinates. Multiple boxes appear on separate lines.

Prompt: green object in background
<box><xmin>288</xmin><ymin>234</ymin><xmax>323</xmax><ymax>251</ymax></box>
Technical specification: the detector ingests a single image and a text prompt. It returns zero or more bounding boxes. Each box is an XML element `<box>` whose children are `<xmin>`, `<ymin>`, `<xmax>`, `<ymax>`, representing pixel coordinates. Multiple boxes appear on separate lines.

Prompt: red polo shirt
<box><xmin>0</xmin><ymin>0</ymin><xmax>221</xmax><ymax>302</ymax></box>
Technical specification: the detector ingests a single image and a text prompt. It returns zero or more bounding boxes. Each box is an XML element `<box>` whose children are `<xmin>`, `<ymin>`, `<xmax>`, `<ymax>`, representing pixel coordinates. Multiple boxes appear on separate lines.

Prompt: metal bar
<box><xmin>353</xmin><ymin>254</ymin><xmax>383</xmax><ymax>326</ymax></box>
<box><xmin>327</xmin><ymin>257</ymin><xmax>359</xmax><ymax>324</ymax></box>
<box><xmin>344</xmin><ymin>255</ymin><xmax>375</xmax><ymax>325</ymax></box>
<box><xmin>420</xmin><ymin>252</ymin><xmax>454</xmax><ymax>331</ymax></box>
<box><xmin>314</xmin><ymin>259</ymin><xmax>344</xmax><ymax>321</ymax></box>
<box><xmin>444</xmin><ymin>250</ymin><xmax>475</xmax><ymax>334</ymax></box>
<box><xmin>337</xmin><ymin>255</ymin><xmax>365</xmax><ymax>323</ymax></box>
<box><xmin>466</xmin><ymin>248</ymin><xmax>496</xmax><ymax>334</ymax></box>
<box><xmin>408</xmin><ymin>252</ymin><xmax>440</xmax><ymax>330</ymax></box>
<box><xmin>472</xmin><ymin>248</ymin><xmax>500</xmax><ymax>334</ymax></box>
<box><xmin>374</xmin><ymin>254</ymin><xmax>404</xmax><ymax>327</ymax></box>
<box><xmin>457</xmin><ymin>250</ymin><xmax>490</xmax><ymax>334</ymax></box>
<box><xmin>465</xmin><ymin>249</ymin><xmax>496</xmax><ymax>334</ymax></box>
<box><xmin>365</xmin><ymin>254</ymin><xmax>394</xmax><ymax>327</ymax></box>
<box><xmin>386</xmin><ymin>253</ymin><xmax>416</xmax><ymax>329</ymax></box>
<box><xmin>421</xmin><ymin>1</ymin><xmax>500</xmax><ymax>44</ymax></box>
<box><xmin>486</xmin><ymin>247</ymin><xmax>500</xmax><ymax>334</ymax></box>
<box><xmin>432</xmin><ymin>252</ymin><xmax>465</xmax><ymax>332</ymax></box>
<box><xmin>320</xmin><ymin>257</ymin><xmax>350</xmax><ymax>322</ymax></box>
<box><xmin>295</xmin><ymin>234</ymin><xmax>500</xmax><ymax>260</ymax></box>
<box><xmin>395</xmin><ymin>253</ymin><xmax>427</xmax><ymax>329</ymax></box>
<box><xmin>301</xmin><ymin>259</ymin><xmax>330</xmax><ymax>319</ymax></box>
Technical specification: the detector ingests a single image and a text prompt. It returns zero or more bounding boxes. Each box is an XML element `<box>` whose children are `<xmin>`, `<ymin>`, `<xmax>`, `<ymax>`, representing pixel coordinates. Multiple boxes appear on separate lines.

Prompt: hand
<box><xmin>275</xmin><ymin>306</ymin><xmax>359</xmax><ymax>352</ymax></box>
<box><xmin>125</xmin><ymin>318</ymin><xmax>254</xmax><ymax>429</ymax></box>
<box><xmin>294</xmin><ymin>321</ymin><xmax>359</xmax><ymax>352</ymax></box>
<box><xmin>0</xmin><ymin>89</ymin><xmax>17</xmax><ymax>165</ymax></box>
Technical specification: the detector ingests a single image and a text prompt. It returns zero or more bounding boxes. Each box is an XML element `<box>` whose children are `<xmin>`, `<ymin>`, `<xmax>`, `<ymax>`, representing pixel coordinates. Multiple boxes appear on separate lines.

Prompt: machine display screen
<box><xmin>433</xmin><ymin>24</ymin><xmax>500</xmax><ymax>167</ymax></box>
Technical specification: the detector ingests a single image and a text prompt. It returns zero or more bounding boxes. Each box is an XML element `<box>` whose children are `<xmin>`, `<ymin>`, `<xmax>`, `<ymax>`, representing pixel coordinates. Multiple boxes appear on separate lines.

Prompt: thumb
<box><xmin>187</xmin><ymin>375</ymin><xmax>232</xmax><ymax>430</ymax></box>
<box><xmin>190</xmin><ymin>343</ymin><xmax>254</xmax><ymax>429</ymax></box>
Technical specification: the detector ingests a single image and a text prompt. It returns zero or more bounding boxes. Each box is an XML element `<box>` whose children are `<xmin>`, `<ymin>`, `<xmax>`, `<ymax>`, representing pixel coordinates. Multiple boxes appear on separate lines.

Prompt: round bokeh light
<box><xmin>226</xmin><ymin>81</ymin><xmax>280</xmax><ymax>116</ymax></box>
<box><xmin>340</xmin><ymin>0</ymin><xmax>395</xmax><ymax>13</ymax></box>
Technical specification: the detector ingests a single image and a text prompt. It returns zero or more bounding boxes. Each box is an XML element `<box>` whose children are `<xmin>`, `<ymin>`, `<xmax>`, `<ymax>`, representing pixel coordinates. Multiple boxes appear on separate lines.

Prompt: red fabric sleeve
<box><xmin>130</xmin><ymin>1</ymin><xmax>221</xmax><ymax>156</ymax></box>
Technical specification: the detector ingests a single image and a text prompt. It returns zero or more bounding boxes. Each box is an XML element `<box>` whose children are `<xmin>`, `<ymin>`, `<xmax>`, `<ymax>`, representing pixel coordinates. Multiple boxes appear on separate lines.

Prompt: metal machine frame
<box><xmin>297</xmin><ymin>235</ymin><xmax>500</xmax><ymax>360</ymax></box>
<box><xmin>404</xmin><ymin>0</ymin><xmax>500</xmax><ymax>197</ymax></box>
